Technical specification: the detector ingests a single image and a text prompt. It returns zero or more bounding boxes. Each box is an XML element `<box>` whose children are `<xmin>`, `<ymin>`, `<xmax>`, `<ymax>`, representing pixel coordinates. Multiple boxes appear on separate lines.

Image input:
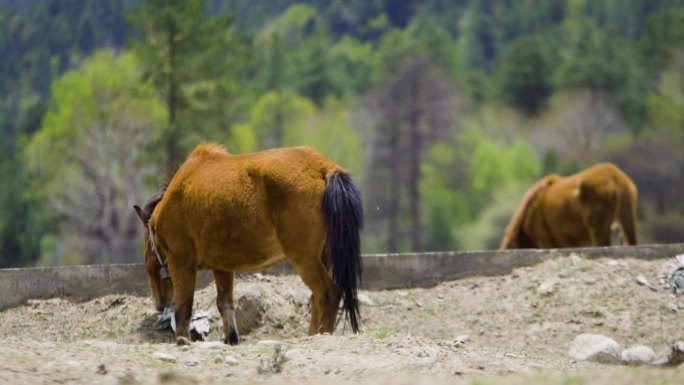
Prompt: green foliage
<box><xmin>2</xmin><ymin>1</ymin><xmax>684</xmax><ymax>264</ymax></box>
<box><xmin>555</xmin><ymin>18</ymin><xmax>646</xmax><ymax>127</ymax></box>
<box><xmin>230</xmin><ymin>90</ymin><xmax>316</xmax><ymax>151</ymax></box>
<box><xmin>23</xmin><ymin>50</ymin><xmax>166</xmax><ymax>264</ymax></box>
<box><xmin>420</xmin><ymin>143</ymin><xmax>472</xmax><ymax>251</ymax></box>
<box><xmin>496</xmin><ymin>35</ymin><xmax>556</xmax><ymax>115</ymax></box>
<box><xmin>457</xmin><ymin>184</ymin><xmax>530</xmax><ymax>251</ymax></box>
<box><xmin>127</xmin><ymin>0</ymin><xmax>250</xmax><ymax>168</ymax></box>
<box><xmin>466</xmin><ymin>131</ymin><xmax>541</xmax><ymax>199</ymax></box>
<box><xmin>328</xmin><ymin>36</ymin><xmax>380</xmax><ymax>101</ymax></box>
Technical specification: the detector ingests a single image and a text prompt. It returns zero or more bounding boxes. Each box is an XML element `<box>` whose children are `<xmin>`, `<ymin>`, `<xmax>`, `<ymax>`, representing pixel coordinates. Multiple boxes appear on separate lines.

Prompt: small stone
<box><xmin>622</xmin><ymin>345</ymin><xmax>656</xmax><ymax>365</ymax></box>
<box><xmin>538</xmin><ymin>280</ymin><xmax>557</xmax><ymax>296</ymax></box>
<box><xmin>568</xmin><ymin>333</ymin><xmax>622</xmax><ymax>364</ymax></box>
<box><xmin>152</xmin><ymin>351</ymin><xmax>177</xmax><ymax>363</ymax></box>
<box><xmin>196</xmin><ymin>341</ymin><xmax>225</xmax><ymax>350</ymax></box>
<box><xmin>357</xmin><ymin>293</ymin><xmax>374</xmax><ymax>306</ymax></box>
<box><xmin>257</xmin><ymin>340</ymin><xmax>280</xmax><ymax>346</ymax></box>
<box><xmin>224</xmin><ymin>355</ymin><xmax>239</xmax><ymax>365</ymax></box>
<box><xmin>96</xmin><ymin>364</ymin><xmax>107</xmax><ymax>375</ymax></box>
<box><xmin>453</xmin><ymin>334</ymin><xmax>471</xmax><ymax>346</ymax></box>
<box><xmin>668</xmin><ymin>303</ymin><xmax>679</xmax><ymax>313</ymax></box>
<box><xmin>570</xmin><ymin>253</ymin><xmax>583</xmax><ymax>266</ymax></box>
<box><xmin>214</xmin><ymin>355</ymin><xmax>223</xmax><ymax>364</ymax></box>
<box><xmin>184</xmin><ymin>355</ymin><xmax>201</xmax><ymax>367</ymax></box>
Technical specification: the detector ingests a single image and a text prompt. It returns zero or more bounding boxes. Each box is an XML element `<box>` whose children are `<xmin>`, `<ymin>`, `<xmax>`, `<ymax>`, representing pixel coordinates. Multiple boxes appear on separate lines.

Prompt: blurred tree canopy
<box><xmin>2</xmin><ymin>0</ymin><xmax>684</xmax><ymax>266</ymax></box>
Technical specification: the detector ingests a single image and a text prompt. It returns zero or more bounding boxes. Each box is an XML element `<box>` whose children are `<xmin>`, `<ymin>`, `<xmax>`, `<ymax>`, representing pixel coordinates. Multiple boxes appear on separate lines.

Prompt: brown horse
<box><xmin>134</xmin><ymin>142</ymin><xmax>363</xmax><ymax>344</ymax></box>
<box><xmin>500</xmin><ymin>162</ymin><xmax>638</xmax><ymax>249</ymax></box>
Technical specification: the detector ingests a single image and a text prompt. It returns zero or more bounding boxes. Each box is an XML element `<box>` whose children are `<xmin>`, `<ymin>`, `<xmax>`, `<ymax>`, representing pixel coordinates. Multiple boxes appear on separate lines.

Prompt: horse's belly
<box><xmin>205</xmin><ymin>235</ymin><xmax>286</xmax><ymax>272</ymax></box>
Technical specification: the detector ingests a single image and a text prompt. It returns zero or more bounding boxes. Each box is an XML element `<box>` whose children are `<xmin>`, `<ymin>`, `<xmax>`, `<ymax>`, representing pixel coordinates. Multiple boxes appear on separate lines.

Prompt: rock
<box><xmin>152</xmin><ymin>351</ymin><xmax>177</xmax><ymax>363</ymax></box>
<box><xmin>224</xmin><ymin>355</ymin><xmax>239</xmax><ymax>365</ymax></box>
<box><xmin>636</xmin><ymin>275</ymin><xmax>659</xmax><ymax>291</ymax></box>
<box><xmin>357</xmin><ymin>293</ymin><xmax>374</xmax><ymax>306</ymax></box>
<box><xmin>196</xmin><ymin>341</ymin><xmax>225</xmax><ymax>350</ymax></box>
<box><xmin>568</xmin><ymin>333</ymin><xmax>622</xmax><ymax>364</ymax></box>
<box><xmin>621</xmin><ymin>345</ymin><xmax>656</xmax><ymax>365</ymax></box>
<box><xmin>538</xmin><ymin>280</ymin><xmax>557</xmax><ymax>296</ymax></box>
<box><xmin>183</xmin><ymin>355</ymin><xmax>202</xmax><ymax>367</ymax></box>
<box><xmin>236</xmin><ymin>284</ymin><xmax>264</xmax><ymax>333</ymax></box>
<box><xmin>453</xmin><ymin>334</ymin><xmax>470</xmax><ymax>346</ymax></box>
<box><xmin>257</xmin><ymin>339</ymin><xmax>280</xmax><ymax>346</ymax></box>
<box><xmin>654</xmin><ymin>341</ymin><xmax>684</xmax><ymax>367</ymax></box>
<box><xmin>412</xmin><ymin>346</ymin><xmax>439</xmax><ymax>366</ymax></box>
<box><xmin>570</xmin><ymin>253</ymin><xmax>583</xmax><ymax>267</ymax></box>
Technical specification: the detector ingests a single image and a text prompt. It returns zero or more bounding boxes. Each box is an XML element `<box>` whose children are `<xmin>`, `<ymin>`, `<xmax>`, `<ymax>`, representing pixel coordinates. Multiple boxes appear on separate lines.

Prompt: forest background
<box><xmin>1</xmin><ymin>0</ymin><xmax>684</xmax><ymax>267</ymax></box>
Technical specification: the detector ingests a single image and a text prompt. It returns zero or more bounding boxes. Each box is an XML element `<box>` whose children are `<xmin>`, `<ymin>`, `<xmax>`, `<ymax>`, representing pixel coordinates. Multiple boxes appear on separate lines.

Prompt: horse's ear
<box><xmin>133</xmin><ymin>205</ymin><xmax>146</xmax><ymax>225</ymax></box>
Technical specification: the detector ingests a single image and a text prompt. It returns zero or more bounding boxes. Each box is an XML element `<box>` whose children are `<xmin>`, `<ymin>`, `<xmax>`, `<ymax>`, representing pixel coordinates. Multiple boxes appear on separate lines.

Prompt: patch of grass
<box><xmin>258</xmin><ymin>344</ymin><xmax>286</xmax><ymax>374</ymax></box>
<box><xmin>366</xmin><ymin>328</ymin><xmax>392</xmax><ymax>339</ymax></box>
<box><xmin>31</xmin><ymin>312</ymin><xmax>48</xmax><ymax>323</ymax></box>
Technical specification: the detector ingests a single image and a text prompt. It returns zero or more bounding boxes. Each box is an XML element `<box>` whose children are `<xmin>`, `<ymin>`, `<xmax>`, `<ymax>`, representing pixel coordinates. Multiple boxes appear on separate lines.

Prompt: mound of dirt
<box><xmin>0</xmin><ymin>255</ymin><xmax>683</xmax><ymax>385</ymax></box>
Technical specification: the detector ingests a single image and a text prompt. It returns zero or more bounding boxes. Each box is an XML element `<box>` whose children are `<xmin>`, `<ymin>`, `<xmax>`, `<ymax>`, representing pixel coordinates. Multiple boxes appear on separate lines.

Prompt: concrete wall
<box><xmin>1</xmin><ymin>243</ymin><xmax>682</xmax><ymax>311</ymax></box>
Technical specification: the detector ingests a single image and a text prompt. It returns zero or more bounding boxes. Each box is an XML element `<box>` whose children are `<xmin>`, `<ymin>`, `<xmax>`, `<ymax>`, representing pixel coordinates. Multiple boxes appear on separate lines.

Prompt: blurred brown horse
<box><xmin>134</xmin><ymin>142</ymin><xmax>363</xmax><ymax>344</ymax></box>
<box><xmin>500</xmin><ymin>163</ymin><xmax>638</xmax><ymax>249</ymax></box>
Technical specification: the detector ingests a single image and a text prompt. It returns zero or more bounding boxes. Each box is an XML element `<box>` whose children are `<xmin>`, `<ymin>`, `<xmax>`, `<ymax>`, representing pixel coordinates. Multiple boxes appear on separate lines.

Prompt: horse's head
<box><xmin>134</xmin><ymin>194</ymin><xmax>174</xmax><ymax>312</ymax></box>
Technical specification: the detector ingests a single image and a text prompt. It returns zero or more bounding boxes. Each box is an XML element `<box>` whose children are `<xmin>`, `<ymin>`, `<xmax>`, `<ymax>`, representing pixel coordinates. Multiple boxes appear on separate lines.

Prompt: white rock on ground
<box><xmin>568</xmin><ymin>333</ymin><xmax>622</xmax><ymax>364</ymax></box>
<box><xmin>357</xmin><ymin>293</ymin><xmax>374</xmax><ymax>306</ymax></box>
<box><xmin>538</xmin><ymin>279</ymin><xmax>558</xmax><ymax>296</ymax></box>
<box><xmin>224</xmin><ymin>355</ymin><xmax>239</xmax><ymax>365</ymax></box>
<box><xmin>453</xmin><ymin>334</ymin><xmax>471</xmax><ymax>346</ymax></box>
<box><xmin>152</xmin><ymin>351</ymin><xmax>176</xmax><ymax>363</ymax></box>
<box><xmin>621</xmin><ymin>345</ymin><xmax>656</xmax><ymax>365</ymax></box>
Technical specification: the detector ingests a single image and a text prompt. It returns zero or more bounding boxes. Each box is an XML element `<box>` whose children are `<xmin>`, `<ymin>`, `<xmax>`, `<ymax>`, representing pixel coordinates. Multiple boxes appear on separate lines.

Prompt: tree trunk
<box><xmin>408</xmin><ymin>76</ymin><xmax>422</xmax><ymax>251</ymax></box>
<box><xmin>387</xmin><ymin>125</ymin><xmax>401</xmax><ymax>253</ymax></box>
<box><xmin>166</xmin><ymin>22</ymin><xmax>179</xmax><ymax>173</ymax></box>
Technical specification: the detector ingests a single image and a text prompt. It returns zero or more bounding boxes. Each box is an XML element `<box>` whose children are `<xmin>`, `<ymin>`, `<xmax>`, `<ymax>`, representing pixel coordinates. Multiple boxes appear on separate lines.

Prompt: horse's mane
<box><xmin>140</xmin><ymin>167</ymin><xmax>178</xmax><ymax>224</ymax></box>
<box><xmin>500</xmin><ymin>174</ymin><xmax>560</xmax><ymax>249</ymax></box>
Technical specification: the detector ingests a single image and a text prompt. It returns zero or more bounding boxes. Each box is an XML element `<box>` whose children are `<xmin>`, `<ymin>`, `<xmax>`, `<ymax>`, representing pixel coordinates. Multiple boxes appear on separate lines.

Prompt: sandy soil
<box><xmin>1</xmin><ymin>254</ymin><xmax>683</xmax><ymax>385</ymax></box>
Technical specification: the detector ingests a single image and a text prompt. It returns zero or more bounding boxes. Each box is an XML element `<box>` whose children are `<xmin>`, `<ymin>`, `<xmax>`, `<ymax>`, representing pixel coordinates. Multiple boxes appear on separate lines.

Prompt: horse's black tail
<box><xmin>322</xmin><ymin>171</ymin><xmax>363</xmax><ymax>333</ymax></box>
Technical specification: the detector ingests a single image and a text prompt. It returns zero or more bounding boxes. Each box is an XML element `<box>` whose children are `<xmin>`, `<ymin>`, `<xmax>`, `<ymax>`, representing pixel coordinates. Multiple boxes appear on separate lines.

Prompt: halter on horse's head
<box><xmin>134</xmin><ymin>190</ymin><xmax>173</xmax><ymax>311</ymax></box>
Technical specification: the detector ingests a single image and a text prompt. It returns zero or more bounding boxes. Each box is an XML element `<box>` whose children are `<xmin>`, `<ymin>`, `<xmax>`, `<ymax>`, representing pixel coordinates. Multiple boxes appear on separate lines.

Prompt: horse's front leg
<box><xmin>213</xmin><ymin>270</ymin><xmax>239</xmax><ymax>345</ymax></box>
<box><xmin>170</xmin><ymin>265</ymin><xmax>197</xmax><ymax>342</ymax></box>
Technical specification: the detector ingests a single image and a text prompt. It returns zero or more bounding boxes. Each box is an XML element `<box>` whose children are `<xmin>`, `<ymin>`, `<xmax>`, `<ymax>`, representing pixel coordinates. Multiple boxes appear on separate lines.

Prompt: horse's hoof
<box><xmin>225</xmin><ymin>331</ymin><xmax>239</xmax><ymax>345</ymax></box>
<box><xmin>175</xmin><ymin>336</ymin><xmax>190</xmax><ymax>346</ymax></box>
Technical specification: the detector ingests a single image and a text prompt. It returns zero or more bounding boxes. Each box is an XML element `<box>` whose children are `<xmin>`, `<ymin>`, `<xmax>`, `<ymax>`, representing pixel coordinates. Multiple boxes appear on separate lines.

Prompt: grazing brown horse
<box><xmin>500</xmin><ymin>163</ymin><xmax>638</xmax><ymax>249</ymax></box>
<box><xmin>134</xmin><ymin>142</ymin><xmax>363</xmax><ymax>344</ymax></box>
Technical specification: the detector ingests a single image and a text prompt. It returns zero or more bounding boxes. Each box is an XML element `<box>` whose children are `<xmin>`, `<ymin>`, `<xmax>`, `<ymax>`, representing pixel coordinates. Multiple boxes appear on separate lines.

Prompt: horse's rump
<box><xmin>501</xmin><ymin>163</ymin><xmax>638</xmax><ymax>249</ymax></box>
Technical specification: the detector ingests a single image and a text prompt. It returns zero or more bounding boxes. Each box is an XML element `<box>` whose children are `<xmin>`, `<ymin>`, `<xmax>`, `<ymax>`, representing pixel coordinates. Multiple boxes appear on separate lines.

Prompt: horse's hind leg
<box><xmin>290</xmin><ymin>251</ymin><xmax>340</xmax><ymax>335</ymax></box>
<box><xmin>213</xmin><ymin>270</ymin><xmax>239</xmax><ymax>345</ymax></box>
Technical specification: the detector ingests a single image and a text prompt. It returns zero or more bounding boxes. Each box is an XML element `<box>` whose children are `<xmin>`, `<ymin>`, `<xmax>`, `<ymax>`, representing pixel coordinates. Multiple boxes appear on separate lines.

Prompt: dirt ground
<box><xmin>1</xmin><ymin>254</ymin><xmax>683</xmax><ymax>385</ymax></box>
